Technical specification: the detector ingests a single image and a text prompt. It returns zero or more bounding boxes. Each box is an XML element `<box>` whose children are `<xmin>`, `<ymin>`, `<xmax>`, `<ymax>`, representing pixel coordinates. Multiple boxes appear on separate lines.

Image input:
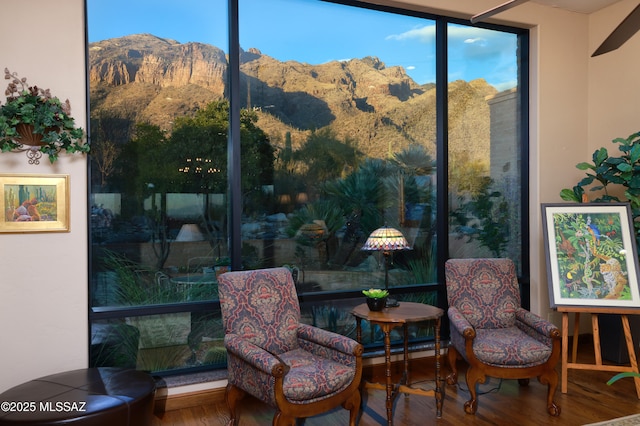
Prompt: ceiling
<box><xmin>530</xmin><ymin>0</ymin><xmax>623</xmax><ymax>13</ymax></box>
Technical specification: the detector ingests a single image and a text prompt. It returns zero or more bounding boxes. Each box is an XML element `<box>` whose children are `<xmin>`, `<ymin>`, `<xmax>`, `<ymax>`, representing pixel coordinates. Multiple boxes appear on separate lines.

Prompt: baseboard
<box><xmin>155</xmin><ymin>386</ymin><xmax>226</xmax><ymax>414</ymax></box>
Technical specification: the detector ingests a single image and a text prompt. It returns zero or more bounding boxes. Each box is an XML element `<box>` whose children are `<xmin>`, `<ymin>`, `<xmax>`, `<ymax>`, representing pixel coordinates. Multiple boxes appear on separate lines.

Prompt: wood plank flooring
<box><xmin>153</xmin><ymin>337</ymin><xmax>640</xmax><ymax>425</ymax></box>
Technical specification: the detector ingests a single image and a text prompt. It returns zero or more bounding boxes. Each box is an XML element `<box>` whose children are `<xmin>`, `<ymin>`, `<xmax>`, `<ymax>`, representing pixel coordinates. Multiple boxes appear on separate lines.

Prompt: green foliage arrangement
<box><xmin>0</xmin><ymin>68</ymin><xmax>89</xmax><ymax>163</ymax></box>
<box><xmin>450</xmin><ymin>177</ymin><xmax>510</xmax><ymax>257</ymax></box>
<box><xmin>560</xmin><ymin>132</ymin><xmax>640</xmax><ymax>240</ymax></box>
<box><xmin>362</xmin><ymin>288</ymin><xmax>389</xmax><ymax>299</ymax></box>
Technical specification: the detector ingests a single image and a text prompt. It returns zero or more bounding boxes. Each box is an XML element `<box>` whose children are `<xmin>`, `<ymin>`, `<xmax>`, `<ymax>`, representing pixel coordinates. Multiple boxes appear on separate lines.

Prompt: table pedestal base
<box><xmin>352</xmin><ymin>302</ymin><xmax>444</xmax><ymax>426</ymax></box>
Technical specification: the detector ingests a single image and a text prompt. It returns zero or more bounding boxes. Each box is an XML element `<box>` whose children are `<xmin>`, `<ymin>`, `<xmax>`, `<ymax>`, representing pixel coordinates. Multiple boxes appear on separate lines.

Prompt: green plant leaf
<box><xmin>607</xmin><ymin>371</ymin><xmax>640</xmax><ymax>386</ymax></box>
<box><xmin>594</xmin><ymin>148</ymin><xmax>608</xmax><ymax>166</ymax></box>
<box><xmin>626</xmin><ymin>192</ymin><xmax>640</xmax><ymax>208</ymax></box>
<box><xmin>630</xmin><ymin>143</ymin><xmax>640</xmax><ymax>164</ymax></box>
<box><xmin>560</xmin><ymin>189</ymin><xmax>579</xmax><ymax>202</ymax></box>
<box><xmin>578</xmin><ymin>176</ymin><xmax>595</xmax><ymax>187</ymax></box>
<box><xmin>362</xmin><ymin>288</ymin><xmax>389</xmax><ymax>298</ymax></box>
<box><xmin>576</xmin><ymin>162</ymin><xmax>594</xmax><ymax>170</ymax></box>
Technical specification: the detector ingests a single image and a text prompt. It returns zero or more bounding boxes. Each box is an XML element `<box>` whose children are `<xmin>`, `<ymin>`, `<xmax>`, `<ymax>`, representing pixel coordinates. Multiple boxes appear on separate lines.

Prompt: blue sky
<box><xmin>88</xmin><ymin>0</ymin><xmax>517</xmax><ymax>89</ymax></box>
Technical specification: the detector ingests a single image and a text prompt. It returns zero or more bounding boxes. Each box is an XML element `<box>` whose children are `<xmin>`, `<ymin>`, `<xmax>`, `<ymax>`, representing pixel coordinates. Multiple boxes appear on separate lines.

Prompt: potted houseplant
<box><xmin>362</xmin><ymin>288</ymin><xmax>389</xmax><ymax>311</ymax></box>
<box><xmin>0</xmin><ymin>68</ymin><xmax>90</xmax><ymax>164</ymax></box>
<box><xmin>560</xmin><ymin>132</ymin><xmax>640</xmax><ymax>363</ymax></box>
<box><xmin>560</xmin><ymin>131</ymin><xmax>640</xmax><ymax>239</ymax></box>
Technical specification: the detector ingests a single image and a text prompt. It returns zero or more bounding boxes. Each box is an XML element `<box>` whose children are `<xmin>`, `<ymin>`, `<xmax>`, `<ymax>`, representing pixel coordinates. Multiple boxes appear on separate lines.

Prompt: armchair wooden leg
<box><xmin>358</xmin><ymin>380</ymin><xmax>367</xmax><ymax>425</ymax></box>
<box><xmin>273</xmin><ymin>412</ymin><xmax>296</xmax><ymax>426</ymax></box>
<box><xmin>464</xmin><ymin>368</ymin><xmax>485</xmax><ymax>415</ymax></box>
<box><xmin>342</xmin><ymin>389</ymin><xmax>361</xmax><ymax>426</ymax></box>
<box><xmin>539</xmin><ymin>369</ymin><xmax>561</xmax><ymax>416</ymax></box>
<box><xmin>225</xmin><ymin>384</ymin><xmax>245</xmax><ymax>426</ymax></box>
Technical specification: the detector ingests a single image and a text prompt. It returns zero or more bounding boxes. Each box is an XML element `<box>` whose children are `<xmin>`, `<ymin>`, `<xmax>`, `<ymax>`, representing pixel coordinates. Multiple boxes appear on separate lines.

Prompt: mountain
<box><xmin>88</xmin><ymin>33</ymin><xmax>496</xmax><ymax>160</ymax></box>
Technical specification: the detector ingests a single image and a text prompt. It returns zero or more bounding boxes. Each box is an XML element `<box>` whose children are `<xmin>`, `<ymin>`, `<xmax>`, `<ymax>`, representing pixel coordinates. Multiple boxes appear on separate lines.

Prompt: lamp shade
<box><xmin>361</xmin><ymin>226</ymin><xmax>409</xmax><ymax>252</ymax></box>
<box><xmin>175</xmin><ymin>223</ymin><xmax>205</xmax><ymax>242</ymax></box>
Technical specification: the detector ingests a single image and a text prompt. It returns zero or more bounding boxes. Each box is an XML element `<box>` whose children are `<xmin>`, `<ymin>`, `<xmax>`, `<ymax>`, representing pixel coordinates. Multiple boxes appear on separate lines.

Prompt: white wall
<box><xmin>0</xmin><ymin>0</ymin><xmax>88</xmax><ymax>392</ymax></box>
<box><xmin>1</xmin><ymin>0</ymin><xmax>638</xmax><ymax>393</ymax></box>
<box><xmin>588</xmin><ymin>0</ymin><xmax>640</xmax><ymax>149</ymax></box>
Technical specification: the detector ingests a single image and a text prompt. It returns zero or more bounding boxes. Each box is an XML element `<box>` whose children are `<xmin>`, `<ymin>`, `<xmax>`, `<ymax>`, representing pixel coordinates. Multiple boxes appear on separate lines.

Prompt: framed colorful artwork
<box><xmin>541</xmin><ymin>203</ymin><xmax>640</xmax><ymax>308</ymax></box>
<box><xmin>0</xmin><ymin>174</ymin><xmax>70</xmax><ymax>233</ymax></box>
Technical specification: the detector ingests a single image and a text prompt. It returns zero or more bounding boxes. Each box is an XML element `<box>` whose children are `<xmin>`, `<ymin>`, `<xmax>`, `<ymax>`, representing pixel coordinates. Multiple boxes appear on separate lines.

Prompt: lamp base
<box><xmin>385</xmin><ymin>297</ymin><xmax>399</xmax><ymax>308</ymax></box>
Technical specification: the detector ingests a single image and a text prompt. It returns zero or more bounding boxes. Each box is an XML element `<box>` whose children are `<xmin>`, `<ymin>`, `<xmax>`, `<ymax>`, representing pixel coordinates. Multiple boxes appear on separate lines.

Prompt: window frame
<box><xmin>86</xmin><ymin>0</ymin><xmax>530</xmax><ymax>375</ymax></box>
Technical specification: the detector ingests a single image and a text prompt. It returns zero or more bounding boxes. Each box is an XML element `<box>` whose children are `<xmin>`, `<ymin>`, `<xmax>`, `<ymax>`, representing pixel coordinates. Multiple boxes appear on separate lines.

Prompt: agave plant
<box><xmin>362</xmin><ymin>288</ymin><xmax>389</xmax><ymax>299</ymax></box>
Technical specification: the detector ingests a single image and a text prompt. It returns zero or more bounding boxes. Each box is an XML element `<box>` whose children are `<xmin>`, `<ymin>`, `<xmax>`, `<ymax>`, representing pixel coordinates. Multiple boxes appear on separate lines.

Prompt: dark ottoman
<box><xmin>0</xmin><ymin>368</ymin><xmax>155</xmax><ymax>425</ymax></box>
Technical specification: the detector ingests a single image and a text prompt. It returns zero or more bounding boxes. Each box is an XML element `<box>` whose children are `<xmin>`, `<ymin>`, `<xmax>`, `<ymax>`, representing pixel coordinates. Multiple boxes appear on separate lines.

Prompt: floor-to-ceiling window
<box><xmin>87</xmin><ymin>0</ymin><xmax>528</xmax><ymax>375</ymax></box>
<box><xmin>446</xmin><ymin>22</ymin><xmax>529</xmax><ymax>304</ymax></box>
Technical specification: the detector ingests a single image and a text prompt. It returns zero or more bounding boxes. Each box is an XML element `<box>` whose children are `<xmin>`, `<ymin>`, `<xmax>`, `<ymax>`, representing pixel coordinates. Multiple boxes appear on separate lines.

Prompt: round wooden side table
<box><xmin>351</xmin><ymin>301</ymin><xmax>444</xmax><ymax>426</ymax></box>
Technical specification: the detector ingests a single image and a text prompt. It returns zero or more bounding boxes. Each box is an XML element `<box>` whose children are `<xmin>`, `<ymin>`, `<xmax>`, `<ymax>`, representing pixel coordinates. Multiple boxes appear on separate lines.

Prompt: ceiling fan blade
<box><xmin>471</xmin><ymin>0</ymin><xmax>529</xmax><ymax>24</ymax></box>
<box><xmin>592</xmin><ymin>4</ymin><xmax>640</xmax><ymax>57</ymax></box>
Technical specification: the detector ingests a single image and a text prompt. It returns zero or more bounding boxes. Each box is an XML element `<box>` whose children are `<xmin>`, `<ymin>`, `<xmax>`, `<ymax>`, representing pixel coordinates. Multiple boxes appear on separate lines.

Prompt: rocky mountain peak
<box><xmin>89</xmin><ymin>33</ymin><xmax>496</xmax><ymax>161</ymax></box>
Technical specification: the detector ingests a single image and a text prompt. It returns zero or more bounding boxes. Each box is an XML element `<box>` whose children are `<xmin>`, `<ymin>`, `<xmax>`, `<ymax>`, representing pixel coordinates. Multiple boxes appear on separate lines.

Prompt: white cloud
<box><xmin>383</xmin><ymin>22</ymin><xmax>518</xmax><ymax>89</ymax></box>
<box><xmin>385</xmin><ymin>24</ymin><xmax>435</xmax><ymax>43</ymax></box>
<box><xmin>448</xmin><ymin>25</ymin><xmax>518</xmax><ymax>89</ymax></box>
<box><xmin>464</xmin><ymin>37</ymin><xmax>486</xmax><ymax>45</ymax></box>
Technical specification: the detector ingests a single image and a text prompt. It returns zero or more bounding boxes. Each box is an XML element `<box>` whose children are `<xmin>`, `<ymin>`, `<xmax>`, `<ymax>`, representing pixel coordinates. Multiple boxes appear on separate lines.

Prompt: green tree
<box><xmin>116</xmin><ymin>123</ymin><xmax>174</xmax><ymax>216</ymax></box>
<box><xmin>449</xmin><ymin>150</ymin><xmax>489</xmax><ymax>196</ymax></box>
<box><xmin>391</xmin><ymin>144</ymin><xmax>437</xmax><ymax>261</ymax></box>
<box><xmin>322</xmin><ymin>158</ymin><xmax>390</xmax><ymax>236</ymax></box>
<box><xmin>169</xmin><ymin>101</ymin><xmax>274</xmax><ymax>213</ymax></box>
<box><xmin>111</xmin><ymin>102</ymin><xmax>276</xmax><ymax>267</ymax></box>
<box><xmin>293</xmin><ymin>128</ymin><xmax>363</xmax><ymax>195</ymax></box>
<box><xmin>169</xmin><ymin>103</ymin><xmax>228</xmax><ymax>194</ymax></box>
<box><xmin>115</xmin><ymin>123</ymin><xmax>175</xmax><ymax>269</ymax></box>
<box><xmin>450</xmin><ymin>177</ymin><xmax>510</xmax><ymax>257</ymax></box>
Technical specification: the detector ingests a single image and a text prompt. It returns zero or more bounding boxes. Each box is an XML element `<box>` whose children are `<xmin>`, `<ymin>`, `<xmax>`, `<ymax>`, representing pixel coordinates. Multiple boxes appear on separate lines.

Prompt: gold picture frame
<box><xmin>0</xmin><ymin>174</ymin><xmax>70</xmax><ymax>233</ymax></box>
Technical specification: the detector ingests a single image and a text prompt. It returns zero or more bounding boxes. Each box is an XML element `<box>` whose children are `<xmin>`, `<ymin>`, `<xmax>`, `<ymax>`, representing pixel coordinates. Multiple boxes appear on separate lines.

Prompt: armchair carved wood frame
<box><xmin>444</xmin><ymin>258</ymin><xmax>561</xmax><ymax>417</ymax></box>
<box><xmin>218</xmin><ymin>267</ymin><xmax>363</xmax><ymax>426</ymax></box>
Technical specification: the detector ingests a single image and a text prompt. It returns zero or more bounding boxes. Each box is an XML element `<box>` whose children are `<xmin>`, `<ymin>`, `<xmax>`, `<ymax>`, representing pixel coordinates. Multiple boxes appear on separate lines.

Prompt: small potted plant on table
<box><xmin>362</xmin><ymin>288</ymin><xmax>389</xmax><ymax>312</ymax></box>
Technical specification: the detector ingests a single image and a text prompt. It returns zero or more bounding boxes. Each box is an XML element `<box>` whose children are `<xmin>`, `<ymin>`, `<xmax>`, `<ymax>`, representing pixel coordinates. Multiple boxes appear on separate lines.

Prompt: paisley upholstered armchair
<box><xmin>218</xmin><ymin>267</ymin><xmax>363</xmax><ymax>426</ymax></box>
<box><xmin>445</xmin><ymin>258</ymin><xmax>561</xmax><ymax>417</ymax></box>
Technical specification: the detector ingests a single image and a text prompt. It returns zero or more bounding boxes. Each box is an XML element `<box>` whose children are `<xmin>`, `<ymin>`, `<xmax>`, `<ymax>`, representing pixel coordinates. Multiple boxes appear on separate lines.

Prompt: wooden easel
<box><xmin>558</xmin><ymin>306</ymin><xmax>640</xmax><ymax>398</ymax></box>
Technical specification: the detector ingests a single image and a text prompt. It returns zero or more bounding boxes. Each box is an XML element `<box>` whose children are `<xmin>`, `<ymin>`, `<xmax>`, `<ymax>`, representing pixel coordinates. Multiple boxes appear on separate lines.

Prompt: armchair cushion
<box><xmin>279</xmin><ymin>348</ymin><xmax>356</xmax><ymax>402</ymax></box>
<box><xmin>473</xmin><ymin>327</ymin><xmax>553</xmax><ymax>367</ymax></box>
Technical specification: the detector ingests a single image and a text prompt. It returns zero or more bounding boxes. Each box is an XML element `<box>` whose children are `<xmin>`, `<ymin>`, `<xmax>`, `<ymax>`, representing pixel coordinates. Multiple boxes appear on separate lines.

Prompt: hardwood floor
<box><xmin>153</xmin><ymin>337</ymin><xmax>640</xmax><ymax>425</ymax></box>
